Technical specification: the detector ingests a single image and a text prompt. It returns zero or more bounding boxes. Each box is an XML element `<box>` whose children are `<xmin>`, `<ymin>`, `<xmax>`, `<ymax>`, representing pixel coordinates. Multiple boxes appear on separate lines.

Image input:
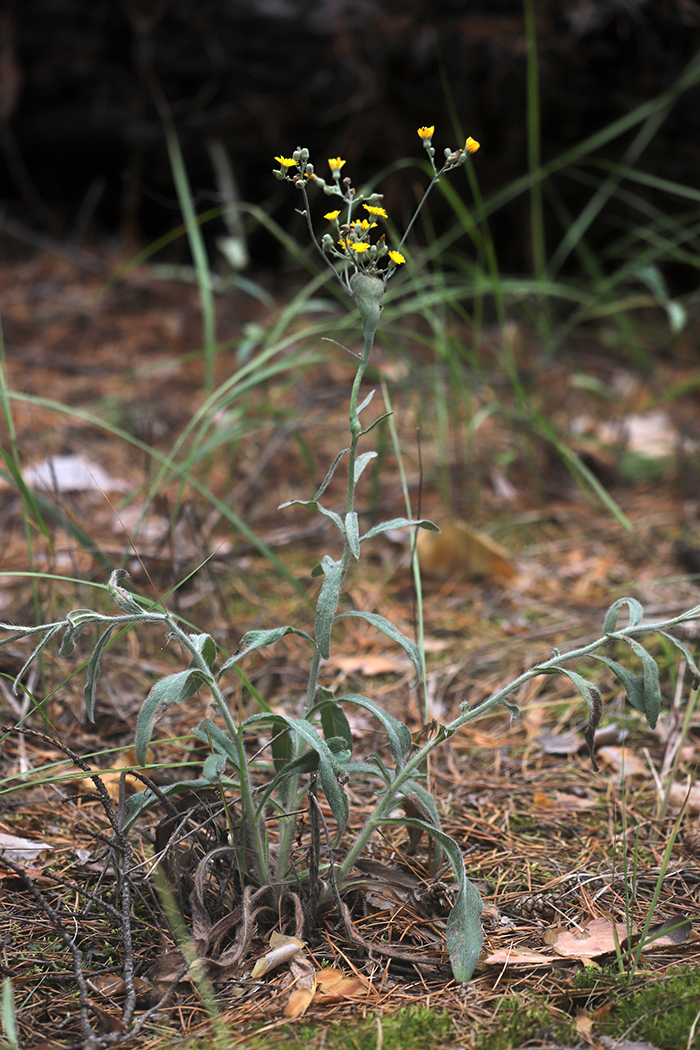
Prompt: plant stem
<box><xmin>164</xmin><ymin>615</ymin><xmax>272</xmax><ymax>887</ymax></box>
<box><xmin>332</xmin><ymin>604</ymin><xmax>700</xmax><ymax>890</ymax></box>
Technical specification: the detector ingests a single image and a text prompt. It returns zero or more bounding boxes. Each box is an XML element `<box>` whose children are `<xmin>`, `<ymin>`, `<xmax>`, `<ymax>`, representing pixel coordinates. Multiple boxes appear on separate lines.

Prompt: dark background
<box><xmin>1</xmin><ymin>0</ymin><xmax>699</xmax><ymax>277</ymax></box>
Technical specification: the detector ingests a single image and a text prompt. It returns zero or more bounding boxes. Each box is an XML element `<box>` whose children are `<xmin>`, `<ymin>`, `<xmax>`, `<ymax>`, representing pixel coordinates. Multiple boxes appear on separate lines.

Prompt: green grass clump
<box><xmin>169</xmin><ymin>1006</ymin><xmax>454</xmax><ymax>1050</ymax></box>
<box><xmin>275</xmin><ymin>1007</ymin><xmax>454</xmax><ymax>1050</ymax></box>
<box><xmin>476</xmin><ymin>993</ymin><xmax>575</xmax><ymax>1050</ymax></box>
<box><xmin>582</xmin><ymin>966</ymin><xmax>700</xmax><ymax>1050</ymax></box>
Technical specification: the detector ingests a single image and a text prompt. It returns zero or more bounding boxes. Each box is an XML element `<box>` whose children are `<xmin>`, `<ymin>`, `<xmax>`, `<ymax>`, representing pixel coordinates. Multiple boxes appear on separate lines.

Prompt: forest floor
<box><xmin>1</xmin><ymin>235</ymin><xmax>700</xmax><ymax>1050</ymax></box>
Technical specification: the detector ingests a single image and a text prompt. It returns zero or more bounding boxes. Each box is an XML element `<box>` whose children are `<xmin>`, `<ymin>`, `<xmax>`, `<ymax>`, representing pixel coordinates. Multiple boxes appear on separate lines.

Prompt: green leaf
<box><xmin>244</xmin><ymin>713</ymin><xmax>349</xmax><ymax>839</ymax></box>
<box><xmin>314</xmin><ymin>448</ymin><xmax>348</xmax><ymax>501</ymax></box>
<box><xmin>108</xmin><ymin>569</ymin><xmax>144</xmax><ymax>615</ymax></box>
<box><xmin>361</xmin><ymin>410</ymin><xmax>393</xmax><ymax>436</ymax></box>
<box><xmin>13</xmin><ymin>625</ymin><xmax>63</xmax><ymax>693</ymax></box>
<box><xmin>361</xmin><ymin>517</ymin><xmax>439</xmax><ymax>543</ymax></box>
<box><xmin>623</xmin><ymin>638</ymin><xmax>662</xmax><ymax>728</ymax></box>
<box><xmin>380</xmin><ymin>817</ymin><xmax>483</xmax><ymax>982</ymax></box>
<box><xmin>401</xmin><ymin>779</ymin><xmax>445</xmax><ymax>867</ymax></box>
<box><xmin>604</xmin><ymin>597</ymin><xmax>644</xmax><ymax>634</ymax></box>
<box><xmin>218</xmin><ymin>625</ymin><xmax>316</xmax><ymax>678</ymax></box>
<box><xmin>353</xmin><ymin>451</ymin><xmax>377</xmax><ymax>486</ymax></box>
<box><xmin>658</xmin><ymin>630</ymin><xmax>700</xmax><ymax>689</ymax></box>
<box><xmin>123</xmin><ymin>776</ymin><xmax>238</xmax><ymax>833</ymax></box>
<box><xmin>317</xmin><ymin>701</ymin><xmax>354</xmax><ymax>753</ymax></box>
<box><xmin>58</xmin><ymin>609</ymin><xmax>99</xmax><ymax>657</ymax></box>
<box><xmin>356</xmin><ymin>389</ymin><xmax>376</xmax><ymax>415</ymax></box>
<box><xmin>278</xmin><ymin>499</ymin><xmax>344</xmax><ymax>535</ymax></box>
<box><xmin>552</xmin><ymin>666</ymin><xmax>603</xmax><ymax>769</ymax></box>
<box><xmin>84</xmin><ymin>625</ymin><xmax>116</xmax><ymax>721</ymax></box>
<box><xmin>203</xmin><ymin>753</ymin><xmax>226</xmax><ymax>781</ymax></box>
<box><xmin>500</xmin><ymin>697</ymin><xmax>520</xmax><ymax>721</ymax></box>
<box><xmin>135</xmin><ymin>669</ymin><xmax>209</xmax><ymax>764</ymax></box>
<box><xmin>189</xmin><ymin>633</ymin><xmax>217</xmax><ymax>669</ymax></box>
<box><xmin>336</xmin><ymin>611</ymin><xmax>424</xmax><ymax>684</ymax></box>
<box><xmin>315</xmin><ymin>556</ymin><xmax>343</xmax><ymax>659</ymax></box>
<box><xmin>334</xmin><ymin>693</ymin><xmax>412</xmax><ymax>769</ymax></box>
<box><xmin>271</xmin><ymin>726</ymin><xmax>293</xmax><ymax>777</ymax></box>
<box><xmin>192</xmin><ymin>717</ymin><xmax>241</xmax><ymax>770</ymax></box>
<box><xmin>345</xmin><ymin>511</ymin><xmax>360</xmax><ymax>559</ymax></box>
<box><xmin>591</xmin><ymin>654</ymin><xmax>646</xmax><ymax>715</ymax></box>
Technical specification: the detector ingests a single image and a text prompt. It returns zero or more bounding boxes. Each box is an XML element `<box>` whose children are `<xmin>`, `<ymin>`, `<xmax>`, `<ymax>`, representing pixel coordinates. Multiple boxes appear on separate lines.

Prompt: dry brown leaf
<box><xmin>88</xmin><ymin>975</ymin><xmax>151</xmax><ymax>998</ymax></box>
<box><xmin>667</xmin><ymin>780</ymin><xmax>700</xmax><ymax>814</ymax></box>
<box><xmin>548</xmin><ymin>917</ymin><xmax>630</xmax><ymax>958</ymax></box>
<box><xmin>537</xmin><ymin>729</ymin><xmax>582</xmax><ymax>756</ymax></box>
<box><xmin>283</xmin><ymin>955</ymin><xmax>316</xmax><ymax>1019</ymax></box>
<box><xmin>0</xmin><ymin>832</ymin><xmax>52</xmax><ymax>864</ymax></box>
<box><xmin>482</xmin><ymin>948</ymin><xmax>556</xmax><ymax>966</ymax></box>
<box><xmin>329</xmin><ymin>653</ymin><xmax>410</xmax><ymax>676</ymax></box>
<box><xmin>285</xmin><ymin>987</ymin><xmax>315</xmax><ymax>1018</ymax></box>
<box><xmin>315</xmin><ymin>967</ymin><xmax>372</xmax><ymax>999</ymax></box>
<box><xmin>533</xmin><ymin>789</ymin><xmax>596</xmax><ymax>811</ymax></box>
<box><xmin>575</xmin><ymin>1011</ymin><xmax>595</xmax><ymax>1044</ymax></box>
<box><xmin>596</xmin><ymin>746</ymin><xmax>647</xmax><ymax>777</ymax></box>
<box><xmin>60</xmin><ymin>748</ymin><xmax>155</xmax><ymax>799</ymax></box>
<box><xmin>251</xmin><ymin>933</ymin><xmax>304</xmax><ymax>979</ymax></box>
<box><xmin>416</xmin><ymin>519</ymin><xmax>516</xmax><ymax>581</ymax></box>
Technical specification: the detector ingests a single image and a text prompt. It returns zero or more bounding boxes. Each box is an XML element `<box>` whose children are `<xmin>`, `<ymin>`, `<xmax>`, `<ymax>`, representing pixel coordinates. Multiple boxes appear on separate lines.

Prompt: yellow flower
<box><xmin>465</xmin><ymin>137</ymin><xmax>480</xmax><ymax>154</ymax></box>
<box><xmin>274</xmin><ymin>155</ymin><xmax>296</xmax><ymax>168</ymax></box>
<box><xmin>350</xmin><ymin>242</ymin><xmax>370</xmax><ymax>253</ymax></box>
<box><xmin>328</xmin><ymin>157</ymin><xmax>346</xmax><ymax>171</ymax></box>
<box><xmin>363</xmin><ymin>204</ymin><xmax>388</xmax><ymax>218</ymax></box>
<box><xmin>350</xmin><ymin>219</ymin><xmax>376</xmax><ymax>230</ymax></box>
<box><xmin>324</xmin><ymin>210</ymin><xmax>341</xmax><ymax>220</ymax></box>
<box><xmin>417</xmin><ymin>126</ymin><xmax>435</xmax><ymax>140</ymax></box>
<box><xmin>388</xmin><ymin>250</ymin><xmax>405</xmax><ymax>265</ymax></box>
<box><xmin>338</xmin><ymin>239</ymin><xmax>346</xmax><ymax>248</ymax></box>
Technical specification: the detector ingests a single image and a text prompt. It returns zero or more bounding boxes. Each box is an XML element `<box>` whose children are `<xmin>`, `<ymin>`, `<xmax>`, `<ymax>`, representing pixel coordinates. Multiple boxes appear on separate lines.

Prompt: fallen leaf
<box><xmin>575</xmin><ymin>1011</ymin><xmax>594</xmax><ymax>1043</ymax></box>
<box><xmin>549</xmin><ymin>917</ymin><xmax>630</xmax><ymax>958</ymax></box>
<box><xmin>329</xmin><ymin>653</ymin><xmax>410</xmax><ymax>676</ymax></box>
<box><xmin>0</xmin><ymin>832</ymin><xmax>52</xmax><ymax>864</ymax></box>
<box><xmin>20</xmin><ymin>455</ymin><xmax>130</xmax><ymax>494</ymax></box>
<box><xmin>637</xmin><ymin>916</ymin><xmax>692</xmax><ymax>950</ymax></box>
<box><xmin>667</xmin><ymin>780</ymin><xmax>700</xmax><ymax>814</ymax></box>
<box><xmin>60</xmin><ymin>748</ymin><xmax>155</xmax><ymax>800</ymax></box>
<box><xmin>285</xmin><ymin>986</ymin><xmax>315</xmax><ymax>1018</ymax></box>
<box><xmin>533</xmin><ymin>790</ymin><xmax>597</xmax><ymax>811</ymax></box>
<box><xmin>87</xmin><ymin>975</ymin><xmax>151</xmax><ymax>997</ymax></box>
<box><xmin>315</xmin><ymin>967</ymin><xmax>371</xmax><ymax>999</ymax></box>
<box><xmin>416</xmin><ymin>519</ymin><xmax>516</xmax><ymax>581</ymax></box>
<box><xmin>251</xmin><ymin>933</ymin><xmax>304</xmax><ymax>979</ymax></box>
<box><xmin>283</xmin><ymin>955</ymin><xmax>316</xmax><ymax>1018</ymax></box>
<box><xmin>596</xmin><ymin>747</ymin><xmax>647</xmax><ymax>778</ymax></box>
<box><xmin>482</xmin><ymin>948</ymin><xmax>556</xmax><ymax>966</ymax></box>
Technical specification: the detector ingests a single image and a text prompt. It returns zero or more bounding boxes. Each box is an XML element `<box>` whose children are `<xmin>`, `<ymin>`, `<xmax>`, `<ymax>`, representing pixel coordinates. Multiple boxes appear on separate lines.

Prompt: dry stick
<box><xmin>0</xmin><ymin>853</ymin><xmax>96</xmax><ymax>1047</ymax></box>
<box><xmin>2</xmin><ymin>726</ymin><xmax>142</xmax><ymax>1035</ymax></box>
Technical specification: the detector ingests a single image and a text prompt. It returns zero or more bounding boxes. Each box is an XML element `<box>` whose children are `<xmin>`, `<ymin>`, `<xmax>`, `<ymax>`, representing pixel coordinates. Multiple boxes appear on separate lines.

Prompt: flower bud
<box><xmin>350</xmin><ymin>272</ymin><xmax>385</xmax><ymax>332</ymax></box>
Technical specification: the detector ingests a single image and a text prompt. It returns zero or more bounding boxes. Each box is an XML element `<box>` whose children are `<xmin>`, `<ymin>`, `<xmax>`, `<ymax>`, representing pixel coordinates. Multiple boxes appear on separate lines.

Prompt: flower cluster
<box><xmin>272</xmin><ymin>126</ymin><xmax>480</xmax><ymax>294</ymax></box>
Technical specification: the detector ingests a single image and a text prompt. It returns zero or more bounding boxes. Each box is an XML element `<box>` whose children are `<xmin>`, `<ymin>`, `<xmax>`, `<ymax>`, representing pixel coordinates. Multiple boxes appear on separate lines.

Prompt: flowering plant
<box><xmin>4</xmin><ymin>126</ymin><xmax>695</xmax><ymax>997</ymax></box>
<box><xmin>274</xmin><ymin>128</ymin><xmax>479</xmax><ymax>294</ymax></box>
